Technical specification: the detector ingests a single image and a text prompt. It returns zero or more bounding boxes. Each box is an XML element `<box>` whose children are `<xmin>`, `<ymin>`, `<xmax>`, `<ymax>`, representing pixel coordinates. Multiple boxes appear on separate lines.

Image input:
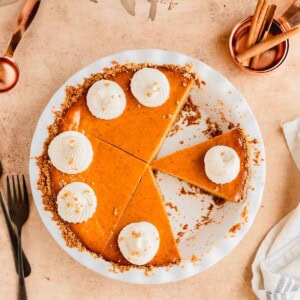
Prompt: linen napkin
<box><xmin>282</xmin><ymin>118</ymin><xmax>300</xmax><ymax>172</ymax></box>
<box><xmin>252</xmin><ymin>118</ymin><xmax>300</xmax><ymax>300</ymax></box>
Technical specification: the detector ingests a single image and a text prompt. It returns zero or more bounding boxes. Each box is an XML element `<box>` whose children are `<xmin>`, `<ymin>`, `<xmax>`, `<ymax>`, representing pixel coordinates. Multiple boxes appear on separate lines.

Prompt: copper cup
<box><xmin>229</xmin><ymin>0</ymin><xmax>300</xmax><ymax>74</ymax></box>
<box><xmin>229</xmin><ymin>17</ymin><xmax>289</xmax><ymax>74</ymax></box>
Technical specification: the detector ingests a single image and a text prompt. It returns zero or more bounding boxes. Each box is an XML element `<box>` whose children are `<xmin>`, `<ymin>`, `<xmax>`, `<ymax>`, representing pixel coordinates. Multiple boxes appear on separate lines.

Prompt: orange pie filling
<box><xmin>62</xmin><ymin>67</ymin><xmax>194</xmax><ymax>162</ymax></box>
<box><xmin>151</xmin><ymin>128</ymin><xmax>250</xmax><ymax>203</ymax></box>
<box><xmin>102</xmin><ymin>167</ymin><xmax>181</xmax><ymax>266</ymax></box>
<box><xmin>38</xmin><ymin>62</ymin><xmax>250</xmax><ymax>268</ymax></box>
<box><xmin>50</xmin><ymin>129</ymin><xmax>148</xmax><ymax>254</ymax></box>
<box><xmin>37</xmin><ymin>63</ymin><xmax>198</xmax><ymax>267</ymax></box>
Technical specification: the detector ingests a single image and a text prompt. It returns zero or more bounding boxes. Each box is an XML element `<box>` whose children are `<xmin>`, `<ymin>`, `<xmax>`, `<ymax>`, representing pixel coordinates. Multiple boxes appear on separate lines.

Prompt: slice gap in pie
<box><xmin>62</xmin><ymin>66</ymin><xmax>194</xmax><ymax>162</ymax></box>
<box><xmin>49</xmin><ymin>127</ymin><xmax>148</xmax><ymax>254</ymax></box>
<box><xmin>151</xmin><ymin>128</ymin><xmax>250</xmax><ymax>203</ymax></box>
<box><xmin>102</xmin><ymin>167</ymin><xmax>181</xmax><ymax>266</ymax></box>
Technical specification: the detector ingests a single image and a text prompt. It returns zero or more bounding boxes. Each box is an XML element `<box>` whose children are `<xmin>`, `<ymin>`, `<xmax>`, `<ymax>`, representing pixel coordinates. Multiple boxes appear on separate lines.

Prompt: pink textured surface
<box><xmin>0</xmin><ymin>0</ymin><xmax>299</xmax><ymax>299</ymax></box>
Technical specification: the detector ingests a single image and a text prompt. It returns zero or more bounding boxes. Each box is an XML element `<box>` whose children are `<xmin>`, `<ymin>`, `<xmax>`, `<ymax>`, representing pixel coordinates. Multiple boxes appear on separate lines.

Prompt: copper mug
<box><xmin>229</xmin><ymin>0</ymin><xmax>300</xmax><ymax>74</ymax></box>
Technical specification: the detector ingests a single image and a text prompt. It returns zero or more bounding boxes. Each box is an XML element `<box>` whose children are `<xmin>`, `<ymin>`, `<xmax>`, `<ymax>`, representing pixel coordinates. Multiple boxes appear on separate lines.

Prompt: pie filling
<box><xmin>38</xmin><ymin>62</ymin><xmax>250</xmax><ymax>268</ymax></box>
<box><xmin>102</xmin><ymin>167</ymin><xmax>181</xmax><ymax>266</ymax></box>
<box><xmin>61</xmin><ymin>66</ymin><xmax>194</xmax><ymax>162</ymax></box>
<box><xmin>151</xmin><ymin>128</ymin><xmax>250</xmax><ymax>203</ymax></box>
<box><xmin>49</xmin><ymin>130</ymin><xmax>148</xmax><ymax>254</ymax></box>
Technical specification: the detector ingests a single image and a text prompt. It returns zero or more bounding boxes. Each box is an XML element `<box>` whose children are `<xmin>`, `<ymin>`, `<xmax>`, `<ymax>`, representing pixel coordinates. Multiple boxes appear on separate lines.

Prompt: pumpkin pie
<box><xmin>102</xmin><ymin>167</ymin><xmax>181</xmax><ymax>266</ymax></box>
<box><xmin>151</xmin><ymin>128</ymin><xmax>250</xmax><ymax>202</ymax></box>
<box><xmin>39</xmin><ymin>62</ymin><xmax>252</xmax><ymax>269</ymax></box>
<box><xmin>62</xmin><ymin>67</ymin><xmax>194</xmax><ymax>162</ymax></box>
<box><xmin>50</xmin><ymin>125</ymin><xmax>147</xmax><ymax>253</ymax></box>
<box><xmin>38</xmin><ymin>63</ymin><xmax>198</xmax><ymax>267</ymax></box>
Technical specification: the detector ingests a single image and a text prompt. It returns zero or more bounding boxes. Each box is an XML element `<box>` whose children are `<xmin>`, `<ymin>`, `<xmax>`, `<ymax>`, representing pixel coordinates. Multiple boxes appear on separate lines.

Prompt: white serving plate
<box><xmin>29</xmin><ymin>49</ymin><xmax>266</xmax><ymax>284</ymax></box>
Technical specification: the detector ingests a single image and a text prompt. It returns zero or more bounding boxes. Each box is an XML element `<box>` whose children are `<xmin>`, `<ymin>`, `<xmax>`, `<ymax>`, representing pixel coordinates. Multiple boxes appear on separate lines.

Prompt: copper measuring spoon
<box><xmin>0</xmin><ymin>0</ymin><xmax>41</xmax><ymax>93</ymax></box>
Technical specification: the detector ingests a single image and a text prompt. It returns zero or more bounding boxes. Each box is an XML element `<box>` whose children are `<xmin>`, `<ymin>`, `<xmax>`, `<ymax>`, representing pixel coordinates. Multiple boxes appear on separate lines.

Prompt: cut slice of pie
<box><xmin>50</xmin><ymin>127</ymin><xmax>147</xmax><ymax>254</ymax></box>
<box><xmin>102</xmin><ymin>167</ymin><xmax>181</xmax><ymax>266</ymax></box>
<box><xmin>62</xmin><ymin>67</ymin><xmax>194</xmax><ymax>162</ymax></box>
<box><xmin>151</xmin><ymin>128</ymin><xmax>250</xmax><ymax>203</ymax></box>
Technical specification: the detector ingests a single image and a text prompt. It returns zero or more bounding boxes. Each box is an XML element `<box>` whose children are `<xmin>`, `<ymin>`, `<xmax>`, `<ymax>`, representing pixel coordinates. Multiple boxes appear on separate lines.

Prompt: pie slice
<box><xmin>62</xmin><ymin>67</ymin><xmax>194</xmax><ymax>162</ymax></box>
<box><xmin>151</xmin><ymin>128</ymin><xmax>250</xmax><ymax>203</ymax></box>
<box><xmin>102</xmin><ymin>167</ymin><xmax>181</xmax><ymax>266</ymax></box>
<box><xmin>50</xmin><ymin>126</ymin><xmax>147</xmax><ymax>254</ymax></box>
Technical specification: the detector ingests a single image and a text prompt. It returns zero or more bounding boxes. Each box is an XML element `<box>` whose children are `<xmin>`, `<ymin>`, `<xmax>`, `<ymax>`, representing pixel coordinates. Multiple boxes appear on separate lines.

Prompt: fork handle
<box><xmin>0</xmin><ymin>193</ymin><xmax>31</xmax><ymax>277</ymax></box>
<box><xmin>17</xmin><ymin>229</ymin><xmax>27</xmax><ymax>300</ymax></box>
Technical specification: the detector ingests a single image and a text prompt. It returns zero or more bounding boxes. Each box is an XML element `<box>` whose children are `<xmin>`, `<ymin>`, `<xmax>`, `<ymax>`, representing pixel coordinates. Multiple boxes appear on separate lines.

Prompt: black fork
<box><xmin>0</xmin><ymin>192</ymin><xmax>31</xmax><ymax>277</ymax></box>
<box><xmin>7</xmin><ymin>175</ymin><xmax>29</xmax><ymax>300</ymax></box>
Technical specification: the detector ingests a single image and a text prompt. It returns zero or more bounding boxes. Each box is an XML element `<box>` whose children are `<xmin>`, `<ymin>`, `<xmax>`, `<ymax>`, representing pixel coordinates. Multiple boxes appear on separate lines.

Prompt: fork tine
<box><xmin>12</xmin><ymin>175</ymin><xmax>18</xmax><ymax>203</ymax></box>
<box><xmin>17</xmin><ymin>175</ymin><xmax>22</xmax><ymax>203</ymax></box>
<box><xmin>6</xmin><ymin>176</ymin><xmax>15</xmax><ymax>217</ymax></box>
<box><xmin>22</xmin><ymin>175</ymin><xmax>29</xmax><ymax>209</ymax></box>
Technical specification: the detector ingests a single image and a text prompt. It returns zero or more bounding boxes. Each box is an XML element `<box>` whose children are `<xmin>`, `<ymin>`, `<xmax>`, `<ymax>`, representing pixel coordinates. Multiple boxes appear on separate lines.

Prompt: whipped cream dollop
<box><xmin>118</xmin><ymin>222</ymin><xmax>160</xmax><ymax>265</ymax></box>
<box><xmin>48</xmin><ymin>131</ymin><xmax>93</xmax><ymax>174</ymax></box>
<box><xmin>57</xmin><ymin>182</ymin><xmax>97</xmax><ymax>223</ymax></box>
<box><xmin>130</xmin><ymin>68</ymin><xmax>170</xmax><ymax>107</ymax></box>
<box><xmin>204</xmin><ymin>145</ymin><xmax>240</xmax><ymax>184</ymax></box>
<box><xmin>87</xmin><ymin>80</ymin><xmax>126</xmax><ymax>120</ymax></box>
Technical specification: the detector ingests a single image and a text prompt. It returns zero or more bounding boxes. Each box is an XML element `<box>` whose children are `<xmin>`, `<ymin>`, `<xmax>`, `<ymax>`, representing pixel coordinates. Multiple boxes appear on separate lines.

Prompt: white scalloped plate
<box><xmin>29</xmin><ymin>49</ymin><xmax>266</xmax><ymax>284</ymax></box>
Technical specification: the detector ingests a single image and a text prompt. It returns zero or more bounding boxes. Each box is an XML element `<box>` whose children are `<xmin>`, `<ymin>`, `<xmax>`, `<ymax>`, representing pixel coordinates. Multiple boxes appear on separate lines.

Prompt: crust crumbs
<box><xmin>167</xmin><ymin>96</ymin><xmax>202</xmax><ymax>137</ymax></box>
<box><xmin>236</xmin><ymin>127</ymin><xmax>251</xmax><ymax>203</ymax></box>
<box><xmin>190</xmin><ymin>255</ymin><xmax>201</xmax><ymax>264</ymax></box>
<box><xmin>108</xmin><ymin>259</ymin><xmax>181</xmax><ymax>275</ymax></box>
<box><xmin>36</xmin><ymin>62</ymin><xmax>199</xmax><ymax>269</ymax></box>
<box><xmin>228</xmin><ymin>223</ymin><xmax>241</xmax><ymax>234</ymax></box>
<box><xmin>241</xmin><ymin>205</ymin><xmax>249</xmax><ymax>223</ymax></box>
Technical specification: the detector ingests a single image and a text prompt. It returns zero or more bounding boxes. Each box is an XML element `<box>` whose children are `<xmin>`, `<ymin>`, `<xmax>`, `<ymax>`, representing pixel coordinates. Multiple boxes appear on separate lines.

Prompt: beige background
<box><xmin>0</xmin><ymin>0</ymin><xmax>299</xmax><ymax>299</ymax></box>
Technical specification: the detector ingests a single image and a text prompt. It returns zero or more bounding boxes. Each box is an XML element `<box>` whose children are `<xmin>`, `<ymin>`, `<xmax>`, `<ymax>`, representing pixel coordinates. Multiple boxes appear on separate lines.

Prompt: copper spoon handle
<box><xmin>4</xmin><ymin>0</ymin><xmax>41</xmax><ymax>58</ymax></box>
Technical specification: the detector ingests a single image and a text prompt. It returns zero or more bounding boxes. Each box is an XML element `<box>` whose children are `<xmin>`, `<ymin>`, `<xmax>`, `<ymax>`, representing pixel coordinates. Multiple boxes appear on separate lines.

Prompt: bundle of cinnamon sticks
<box><xmin>236</xmin><ymin>0</ymin><xmax>300</xmax><ymax>68</ymax></box>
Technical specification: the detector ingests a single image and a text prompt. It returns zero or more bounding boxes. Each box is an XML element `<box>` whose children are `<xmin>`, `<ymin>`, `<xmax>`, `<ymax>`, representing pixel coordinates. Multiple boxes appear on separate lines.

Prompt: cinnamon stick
<box><xmin>251</xmin><ymin>4</ymin><xmax>277</xmax><ymax>68</ymax></box>
<box><xmin>243</xmin><ymin>0</ymin><xmax>265</xmax><ymax>66</ymax></box>
<box><xmin>257</xmin><ymin>4</ymin><xmax>276</xmax><ymax>42</ymax></box>
<box><xmin>252</xmin><ymin>1</ymin><xmax>270</xmax><ymax>45</ymax></box>
<box><xmin>246</xmin><ymin>0</ymin><xmax>265</xmax><ymax>49</ymax></box>
<box><xmin>236</xmin><ymin>26</ymin><xmax>300</xmax><ymax>63</ymax></box>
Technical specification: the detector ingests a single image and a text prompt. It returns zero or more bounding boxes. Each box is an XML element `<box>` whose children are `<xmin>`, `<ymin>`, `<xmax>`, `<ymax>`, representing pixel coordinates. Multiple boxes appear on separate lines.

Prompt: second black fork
<box><xmin>7</xmin><ymin>175</ymin><xmax>30</xmax><ymax>300</ymax></box>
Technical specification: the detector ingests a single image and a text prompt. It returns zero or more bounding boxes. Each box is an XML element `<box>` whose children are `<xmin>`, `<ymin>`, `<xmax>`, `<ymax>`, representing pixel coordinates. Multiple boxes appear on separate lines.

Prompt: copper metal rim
<box><xmin>0</xmin><ymin>57</ymin><xmax>20</xmax><ymax>93</ymax></box>
<box><xmin>229</xmin><ymin>16</ymin><xmax>290</xmax><ymax>75</ymax></box>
